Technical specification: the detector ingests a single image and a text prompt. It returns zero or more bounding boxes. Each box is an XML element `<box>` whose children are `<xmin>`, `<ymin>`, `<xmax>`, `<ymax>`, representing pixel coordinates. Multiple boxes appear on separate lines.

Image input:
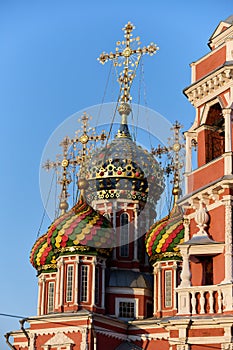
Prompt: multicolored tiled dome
<box><xmin>86</xmin><ymin>132</ymin><xmax>164</xmax><ymax>208</ymax></box>
<box><xmin>30</xmin><ymin>197</ymin><xmax>114</xmax><ymax>273</ymax></box>
<box><xmin>145</xmin><ymin>204</ymin><xmax>184</xmax><ymax>262</ymax></box>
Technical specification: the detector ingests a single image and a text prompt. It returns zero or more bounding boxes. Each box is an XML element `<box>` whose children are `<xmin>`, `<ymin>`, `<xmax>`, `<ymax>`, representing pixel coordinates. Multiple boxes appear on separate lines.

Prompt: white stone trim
<box><xmin>184</xmin><ymin>66</ymin><xmax>233</xmax><ymax>107</ymax></box>
<box><xmin>106</xmin><ymin>286</ymin><xmax>151</xmax><ymax>297</ymax></box>
<box><xmin>187</xmin><ymin>336</ymin><xmax>226</xmax><ymax>344</ymax></box>
<box><xmin>115</xmin><ymin>297</ymin><xmax>139</xmax><ymax>319</ymax></box>
<box><xmin>42</xmin><ymin>332</ymin><xmax>74</xmax><ymax>349</ymax></box>
<box><xmin>222</xmin><ymin>196</ymin><xmax>233</xmax><ymax>284</ymax></box>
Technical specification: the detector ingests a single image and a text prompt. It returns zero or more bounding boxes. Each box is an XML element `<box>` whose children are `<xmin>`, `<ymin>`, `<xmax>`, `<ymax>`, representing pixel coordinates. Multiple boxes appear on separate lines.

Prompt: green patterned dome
<box><xmin>145</xmin><ymin>204</ymin><xmax>184</xmax><ymax>262</ymax></box>
<box><xmin>30</xmin><ymin>197</ymin><xmax>114</xmax><ymax>273</ymax></box>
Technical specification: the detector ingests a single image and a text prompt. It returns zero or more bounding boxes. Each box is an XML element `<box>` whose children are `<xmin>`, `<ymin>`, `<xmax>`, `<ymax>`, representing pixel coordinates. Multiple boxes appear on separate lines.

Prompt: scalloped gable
<box><xmin>42</xmin><ymin>332</ymin><xmax>74</xmax><ymax>347</ymax></box>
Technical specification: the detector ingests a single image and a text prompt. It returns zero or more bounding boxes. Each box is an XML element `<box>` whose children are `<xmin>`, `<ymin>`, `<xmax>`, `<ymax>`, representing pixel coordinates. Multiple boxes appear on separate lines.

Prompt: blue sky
<box><xmin>1</xmin><ymin>0</ymin><xmax>233</xmax><ymax>348</ymax></box>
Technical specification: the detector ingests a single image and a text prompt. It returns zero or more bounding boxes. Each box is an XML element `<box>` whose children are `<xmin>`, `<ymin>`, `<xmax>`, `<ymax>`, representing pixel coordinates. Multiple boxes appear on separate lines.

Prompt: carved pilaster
<box><xmin>222</xmin><ymin>108</ymin><xmax>233</xmax><ymax>175</ymax></box>
<box><xmin>58</xmin><ymin>257</ymin><xmax>64</xmax><ymax>308</ymax></box>
<box><xmin>75</xmin><ymin>255</ymin><xmax>79</xmax><ymax>306</ymax></box>
<box><xmin>222</xmin><ymin>197</ymin><xmax>233</xmax><ymax>284</ymax></box>
<box><xmin>80</xmin><ymin>328</ymin><xmax>88</xmax><ymax>350</ymax></box>
<box><xmin>91</xmin><ymin>257</ymin><xmax>96</xmax><ymax>307</ymax></box>
<box><xmin>40</xmin><ymin>275</ymin><xmax>46</xmax><ymax>315</ymax></box>
<box><xmin>183</xmin><ymin>218</ymin><xmax>190</xmax><ymax>242</ymax></box>
<box><xmin>157</xmin><ymin>264</ymin><xmax>162</xmax><ymax>313</ymax></box>
<box><xmin>29</xmin><ymin>333</ymin><xmax>35</xmax><ymax>350</ymax></box>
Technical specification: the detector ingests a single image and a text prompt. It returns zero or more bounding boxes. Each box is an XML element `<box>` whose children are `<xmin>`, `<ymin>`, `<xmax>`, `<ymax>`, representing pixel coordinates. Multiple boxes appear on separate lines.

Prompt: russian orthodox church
<box><xmin>6</xmin><ymin>15</ymin><xmax>233</xmax><ymax>350</ymax></box>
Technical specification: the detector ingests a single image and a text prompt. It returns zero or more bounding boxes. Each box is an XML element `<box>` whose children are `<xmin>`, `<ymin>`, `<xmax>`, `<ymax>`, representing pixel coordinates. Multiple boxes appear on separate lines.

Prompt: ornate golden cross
<box><xmin>43</xmin><ymin>113</ymin><xmax>106</xmax><ymax>213</ymax></box>
<box><xmin>152</xmin><ymin>121</ymin><xmax>185</xmax><ymax>198</ymax></box>
<box><xmin>98</xmin><ymin>22</ymin><xmax>159</xmax><ymax>103</ymax></box>
<box><xmin>73</xmin><ymin>113</ymin><xmax>106</xmax><ymax>174</ymax></box>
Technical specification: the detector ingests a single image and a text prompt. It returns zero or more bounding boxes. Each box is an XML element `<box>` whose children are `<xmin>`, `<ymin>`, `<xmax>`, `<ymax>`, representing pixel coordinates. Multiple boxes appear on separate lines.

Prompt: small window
<box><xmin>165</xmin><ymin>270</ymin><xmax>172</xmax><ymax>308</ymax></box>
<box><xmin>66</xmin><ymin>265</ymin><xmax>73</xmax><ymax>302</ymax></box>
<box><xmin>81</xmin><ymin>265</ymin><xmax>88</xmax><ymax>302</ymax></box>
<box><xmin>120</xmin><ymin>213</ymin><xmax>129</xmax><ymax>257</ymax></box>
<box><xmin>95</xmin><ymin>267</ymin><xmax>100</xmax><ymax>305</ymax></box>
<box><xmin>119</xmin><ymin>301</ymin><xmax>135</xmax><ymax>319</ymax></box>
<box><xmin>47</xmin><ymin>282</ymin><xmax>55</xmax><ymax>313</ymax></box>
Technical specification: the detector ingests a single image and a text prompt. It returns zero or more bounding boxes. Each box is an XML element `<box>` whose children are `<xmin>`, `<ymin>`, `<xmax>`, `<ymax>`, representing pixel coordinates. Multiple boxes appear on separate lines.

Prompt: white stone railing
<box><xmin>176</xmin><ymin>284</ymin><xmax>233</xmax><ymax>315</ymax></box>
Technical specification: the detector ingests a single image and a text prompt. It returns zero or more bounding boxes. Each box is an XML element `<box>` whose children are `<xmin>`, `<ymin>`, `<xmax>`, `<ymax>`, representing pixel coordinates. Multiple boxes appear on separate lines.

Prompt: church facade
<box><xmin>6</xmin><ymin>16</ymin><xmax>233</xmax><ymax>350</ymax></box>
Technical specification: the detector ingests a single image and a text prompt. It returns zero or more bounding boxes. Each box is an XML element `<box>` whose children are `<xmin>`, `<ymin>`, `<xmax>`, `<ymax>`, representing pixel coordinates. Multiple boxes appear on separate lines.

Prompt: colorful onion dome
<box><xmin>30</xmin><ymin>197</ymin><xmax>114</xmax><ymax>273</ymax></box>
<box><xmin>47</xmin><ymin>196</ymin><xmax>114</xmax><ymax>249</ymax></box>
<box><xmin>145</xmin><ymin>204</ymin><xmax>184</xmax><ymax>262</ymax></box>
<box><xmin>86</xmin><ymin>131</ymin><xmax>164</xmax><ymax>208</ymax></box>
<box><xmin>30</xmin><ymin>233</ymin><xmax>56</xmax><ymax>271</ymax></box>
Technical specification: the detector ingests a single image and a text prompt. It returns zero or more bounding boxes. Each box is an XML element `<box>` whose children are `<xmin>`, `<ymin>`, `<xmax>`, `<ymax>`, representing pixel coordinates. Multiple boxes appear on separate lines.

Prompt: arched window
<box><xmin>120</xmin><ymin>213</ymin><xmax>129</xmax><ymax>257</ymax></box>
<box><xmin>205</xmin><ymin>103</ymin><xmax>224</xmax><ymax>163</ymax></box>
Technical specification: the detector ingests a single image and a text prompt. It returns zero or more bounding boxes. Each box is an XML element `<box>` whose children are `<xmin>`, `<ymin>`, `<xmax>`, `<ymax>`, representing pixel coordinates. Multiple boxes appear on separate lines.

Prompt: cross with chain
<box><xmin>43</xmin><ymin>113</ymin><xmax>106</xmax><ymax>214</ymax></box>
<box><xmin>152</xmin><ymin>121</ymin><xmax>185</xmax><ymax>199</ymax></box>
<box><xmin>98</xmin><ymin>21</ymin><xmax>159</xmax><ymax>103</ymax></box>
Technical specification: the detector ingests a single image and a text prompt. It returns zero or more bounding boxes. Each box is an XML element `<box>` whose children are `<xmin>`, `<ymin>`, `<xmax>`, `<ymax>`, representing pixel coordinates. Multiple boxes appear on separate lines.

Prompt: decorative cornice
<box><xmin>184</xmin><ymin>66</ymin><xmax>233</xmax><ymax>106</ymax></box>
<box><xmin>42</xmin><ymin>332</ymin><xmax>74</xmax><ymax>346</ymax></box>
<box><xmin>179</xmin><ymin>175</ymin><xmax>233</xmax><ymax>209</ymax></box>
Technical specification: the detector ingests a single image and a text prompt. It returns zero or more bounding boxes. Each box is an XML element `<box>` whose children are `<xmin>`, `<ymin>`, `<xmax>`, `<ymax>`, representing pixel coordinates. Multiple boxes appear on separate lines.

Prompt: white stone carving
<box><xmin>194</xmin><ymin>202</ymin><xmax>209</xmax><ymax>236</ymax></box>
<box><xmin>43</xmin><ymin>332</ymin><xmax>74</xmax><ymax>347</ymax></box>
<box><xmin>185</xmin><ymin>68</ymin><xmax>233</xmax><ymax>106</ymax></box>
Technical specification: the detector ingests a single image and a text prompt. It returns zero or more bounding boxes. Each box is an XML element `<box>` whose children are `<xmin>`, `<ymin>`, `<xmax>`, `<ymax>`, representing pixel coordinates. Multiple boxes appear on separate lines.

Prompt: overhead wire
<box><xmin>36</xmin><ymin>168</ymin><xmax>56</xmax><ymax>238</ymax></box>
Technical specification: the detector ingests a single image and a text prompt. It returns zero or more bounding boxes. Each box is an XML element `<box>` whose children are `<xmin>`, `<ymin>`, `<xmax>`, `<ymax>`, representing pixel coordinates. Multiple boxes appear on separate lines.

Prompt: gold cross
<box><xmin>43</xmin><ymin>113</ymin><xmax>107</xmax><ymax>213</ymax></box>
<box><xmin>98</xmin><ymin>22</ymin><xmax>159</xmax><ymax>103</ymax></box>
<box><xmin>152</xmin><ymin>121</ymin><xmax>185</xmax><ymax>198</ymax></box>
<box><xmin>73</xmin><ymin>113</ymin><xmax>106</xmax><ymax>174</ymax></box>
<box><xmin>43</xmin><ymin>136</ymin><xmax>74</xmax><ymax>214</ymax></box>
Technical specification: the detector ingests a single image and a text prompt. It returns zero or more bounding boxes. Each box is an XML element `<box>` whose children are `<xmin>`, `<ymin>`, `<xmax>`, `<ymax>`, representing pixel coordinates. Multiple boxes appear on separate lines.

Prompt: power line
<box><xmin>0</xmin><ymin>313</ymin><xmax>26</xmax><ymax>319</ymax></box>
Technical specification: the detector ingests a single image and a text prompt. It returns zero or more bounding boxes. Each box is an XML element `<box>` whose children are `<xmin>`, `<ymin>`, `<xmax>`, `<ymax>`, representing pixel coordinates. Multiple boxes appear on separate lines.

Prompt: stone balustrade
<box><xmin>176</xmin><ymin>284</ymin><xmax>233</xmax><ymax>315</ymax></box>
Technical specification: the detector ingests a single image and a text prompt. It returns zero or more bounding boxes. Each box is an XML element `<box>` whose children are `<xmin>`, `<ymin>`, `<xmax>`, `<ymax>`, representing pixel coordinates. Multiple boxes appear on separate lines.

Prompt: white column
<box><xmin>157</xmin><ymin>264</ymin><xmax>162</xmax><ymax>313</ymax></box>
<box><xmin>101</xmin><ymin>261</ymin><xmax>106</xmax><ymax>309</ymax></box>
<box><xmin>91</xmin><ymin>257</ymin><xmax>96</xmax><ymax>307</ymax></box>
<box><xmin>55</xmin><ymin>263</ymin><xmax>60</xmax><ymax>310</ymax></box>
<box><xmin>153</xmin><ymin>265</ymin><xmax>157</xmax><ymax>316</ymax></box>
<box><xmin>75</xmin><ymin>255</ymin><xmax>79</xmax><ymax>305</ymax></box>
<box><xmin>59</xmin><ymin>257</ymin><xmax>64</xmax><ymax>307</ymax></box>
<box><xmin>173</xmin><ymin>262</ymin><xmax>177</xmax><ymax>309</ymax></box>
<box><xmin>222</xmin><ymin>197</ymin><xmax>233</xmax><ymax>283</ymax></box>
<box><xmin>133</xmin><ymin>205</ymin><xmax>138</xmax><ymax>261</ymax></box>
<box><xmin>40</xmin><ymin>275</ymin><xmax>45</xmax><ymax>315</ymax></box>
<box><xmin>223</xmin><ymin>108</ymin><xmax>233</xmax><ymax>175</ymax></box>
<box><xmin>37</xmin><ymin>277</ymin><xmax>42</xmax><ymax>315</ymax></box>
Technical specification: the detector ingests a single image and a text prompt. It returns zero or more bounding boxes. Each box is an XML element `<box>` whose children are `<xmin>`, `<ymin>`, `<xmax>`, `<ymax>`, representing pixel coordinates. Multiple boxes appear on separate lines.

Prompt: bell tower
<box><xmin>177</xmin><ymin>15</ymin><xmax>233</xmax><ymax>316</ymax></box>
